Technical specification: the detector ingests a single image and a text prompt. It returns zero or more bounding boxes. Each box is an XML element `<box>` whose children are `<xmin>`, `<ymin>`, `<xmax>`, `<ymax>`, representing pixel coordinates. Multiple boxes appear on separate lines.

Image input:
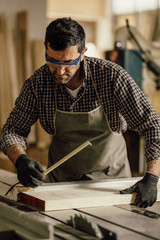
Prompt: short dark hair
<box><xmin>45</xmin><ymin>17</ymin><xmax>86</xmax><ymax>52</ymax></box>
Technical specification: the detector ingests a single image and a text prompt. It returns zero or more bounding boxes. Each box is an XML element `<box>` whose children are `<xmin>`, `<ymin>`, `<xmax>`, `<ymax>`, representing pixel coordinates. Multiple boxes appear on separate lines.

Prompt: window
<box><xmin>112</xmin><ymin>0</ymin><xmax>160</xmax><ymax>15</ymax></box>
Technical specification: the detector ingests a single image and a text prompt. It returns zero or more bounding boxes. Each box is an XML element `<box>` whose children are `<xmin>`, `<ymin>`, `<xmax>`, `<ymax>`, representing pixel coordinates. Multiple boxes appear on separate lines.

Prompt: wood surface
<box><xmin>1</xmin><ymin>170</ymin><xmax>160</xmax><ymax>239</ymax></box>
<box><xmin>1</xmin><ymin>169</ymin><xmax>160</xmax><ymax>213</ymax></box>
<box><xmin>16</xmin><ymin>11</ymin><xmax>32</xmax><ymax>89</ymax></box>
<box><xmin>0</xmin><ymin>14</ymin><xmax>18</xmax><ymax>131</ymax></box>
<box><xmin>16</xmin><ymin>11</ymin><xmax>36</xmax><ymax>144</ymax></box>
<box><xmin>18</xmin><ymin>178</ymin><xmax>160</xmax><ymax>211</ymax></box>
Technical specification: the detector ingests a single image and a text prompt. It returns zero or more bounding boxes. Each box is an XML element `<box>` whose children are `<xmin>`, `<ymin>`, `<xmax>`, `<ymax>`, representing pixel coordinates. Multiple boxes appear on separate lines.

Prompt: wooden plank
<box><xmin>32</xmin><ymin>40</ymin><xmax>45</xmax><ymax>70</ymax></box>
<box><xmin>15</xmin><ymin>11</ymin><xmax>36</xmax><ymax>144</ymax></box>
<box><xmin>1</xmin><ymin>168</ymin><xmax>160</xmax><ymax>239</ymax></box>
<box><xmin>0</xmin><ymin>14</ymin><xmax>18</xmax><ymax>131</ymax></box>
<box><xmin>16</xmin><ymin>11</ymin><xmax>32</xmax><ymax>89</ymax></box>
<box><xmin>18</xmin><ymin>178</ymin><xmax>160</xmax><ymax>211</ymax></box>
<box><xmin>1</xmin><ymin>169</ymin><xmax>160</xmax><ymax>212</ymax></box>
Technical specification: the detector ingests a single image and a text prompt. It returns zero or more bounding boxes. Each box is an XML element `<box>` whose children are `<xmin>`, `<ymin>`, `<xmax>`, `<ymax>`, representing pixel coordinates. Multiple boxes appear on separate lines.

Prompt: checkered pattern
<box><xmin>1</xmin><ymin>56</ymin><xmax>160</xmax><ymax>161</ymax></box>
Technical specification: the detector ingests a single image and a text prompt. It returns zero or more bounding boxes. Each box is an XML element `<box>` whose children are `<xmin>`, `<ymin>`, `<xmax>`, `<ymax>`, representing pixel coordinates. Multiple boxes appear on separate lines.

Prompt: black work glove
<box><xmin>15</xmin><ymin>154</ymin><xmax>46</xmax><ymax>188</ymax></box>
<box><xmin>120</xmin><ymin>172</ymin><xmax>159</xmax><ymax>208</ymax></box>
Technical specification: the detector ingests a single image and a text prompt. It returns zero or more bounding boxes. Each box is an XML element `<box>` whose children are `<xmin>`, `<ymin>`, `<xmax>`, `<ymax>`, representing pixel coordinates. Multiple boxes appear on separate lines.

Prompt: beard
<box><xmin>52</xmin><ymin>65</ymin><xmax>80</xmax><ymax>85</ymax></box>
<box><xmin>53</xmin><ymin>73</ymin><xmax>74</xmax><ymax>85</ymax></box>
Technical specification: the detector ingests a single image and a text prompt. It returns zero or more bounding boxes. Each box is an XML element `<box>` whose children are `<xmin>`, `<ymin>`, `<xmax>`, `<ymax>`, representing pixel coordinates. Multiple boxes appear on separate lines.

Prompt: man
<box><xmin>1</xmin><ymin>17</ymin><xmax>160</xmax><ymax>208</ymax></box>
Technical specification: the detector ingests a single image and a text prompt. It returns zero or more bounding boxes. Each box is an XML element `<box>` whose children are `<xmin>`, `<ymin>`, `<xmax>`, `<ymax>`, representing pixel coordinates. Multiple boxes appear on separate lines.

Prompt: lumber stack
<box><xmin>0</xmin><ymin>11</ymin><xmax>50</xmax><ymax>157</ymax></box>
<box><xmin>15</xmin><ymin>11</ymin><xmax>32</xmax><ymax>90</ymax></box>
<box><xmin>0</xmin><ymin>11</ymin><xmax>32</xmax><ymax>131</ymax></box>
<box><xmin>0</xmin><ymin>11</ymin><xmax>37</xmax><ymax>144</ymax></box>
<box><xmin>0</xmin><ymin>14</ymin><xmax>18</xmax><ymax>132</ymax></box>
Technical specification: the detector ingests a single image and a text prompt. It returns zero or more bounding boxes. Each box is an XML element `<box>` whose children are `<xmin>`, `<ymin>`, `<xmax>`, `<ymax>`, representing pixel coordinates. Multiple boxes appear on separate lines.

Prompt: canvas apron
<box><xmin>48</xmin><ymin>76</ymin><xmax>131</xmax><ymax>182</ymax></box>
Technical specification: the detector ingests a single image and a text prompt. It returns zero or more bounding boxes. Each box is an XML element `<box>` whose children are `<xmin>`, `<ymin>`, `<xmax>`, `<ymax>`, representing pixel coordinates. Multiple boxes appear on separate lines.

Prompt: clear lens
<box><xmin>47</xmin><ymin>62</ymin><xmax>75</xmax><ymax>70</ymax></box>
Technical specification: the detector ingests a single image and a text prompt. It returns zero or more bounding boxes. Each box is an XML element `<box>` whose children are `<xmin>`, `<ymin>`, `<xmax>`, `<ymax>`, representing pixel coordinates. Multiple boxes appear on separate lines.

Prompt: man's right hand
<box><xmin>15</xmin><ymin>154</ymin><xmax>45</xmax><ymax>188</ymax></box>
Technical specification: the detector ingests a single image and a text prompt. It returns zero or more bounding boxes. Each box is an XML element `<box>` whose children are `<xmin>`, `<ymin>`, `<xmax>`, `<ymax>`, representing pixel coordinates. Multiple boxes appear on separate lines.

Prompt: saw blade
<box><xmin>67</xmin><ymin>213</ymin><xmax>117</xmax><ymax>240</ymax></box>
<box><xmin>67</xmin><ymin>214</ymin><xmax>103</xmax><ymax>239</ymax></box>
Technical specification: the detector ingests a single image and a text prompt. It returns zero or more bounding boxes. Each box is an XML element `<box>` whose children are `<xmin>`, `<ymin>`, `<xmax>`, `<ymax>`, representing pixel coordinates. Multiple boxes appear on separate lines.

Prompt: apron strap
<box><xmin>54</xmin><ymin>87</ymin><xmax>58</xmax><ymax>130</ymax></box>
<box><xmin>87</xmin><ymin>64</ymin><xmax>112</xmax><ymax>131</ymax></box>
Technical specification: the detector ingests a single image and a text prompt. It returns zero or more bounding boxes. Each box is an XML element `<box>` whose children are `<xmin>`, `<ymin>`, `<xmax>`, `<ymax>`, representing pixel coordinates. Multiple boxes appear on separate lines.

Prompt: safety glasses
<box><xmin>45</xmin><ymin>52</ymin><xmax>82</xmax><ymax>70</ymax></box>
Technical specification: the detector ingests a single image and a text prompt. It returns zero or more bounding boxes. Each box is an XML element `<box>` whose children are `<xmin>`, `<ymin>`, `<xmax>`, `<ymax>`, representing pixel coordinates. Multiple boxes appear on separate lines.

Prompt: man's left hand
<box><xmin>120</xmin><ymin>172</ymin><xmax>159</xmax><ymax>208</ymax></box>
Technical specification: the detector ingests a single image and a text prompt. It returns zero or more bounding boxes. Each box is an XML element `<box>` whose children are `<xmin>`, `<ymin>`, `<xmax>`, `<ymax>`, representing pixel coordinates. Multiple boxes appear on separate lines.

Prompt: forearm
<box><xmin>146</xmin><ymin>158</ymin><xmax>160</xmax><ymax>177</ymax></box>
<box><xmin>6</xmin><ymin>144</ymin><xmax>26</xmax><ymax>164</ymax></box>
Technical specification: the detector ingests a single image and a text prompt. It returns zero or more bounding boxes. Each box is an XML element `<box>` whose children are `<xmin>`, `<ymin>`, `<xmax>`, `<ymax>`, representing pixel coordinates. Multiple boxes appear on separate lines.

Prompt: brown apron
<box><xmin>47</xmin><ymin>76</ymin><xmax>131</xmax><ymax>182</ymax></box>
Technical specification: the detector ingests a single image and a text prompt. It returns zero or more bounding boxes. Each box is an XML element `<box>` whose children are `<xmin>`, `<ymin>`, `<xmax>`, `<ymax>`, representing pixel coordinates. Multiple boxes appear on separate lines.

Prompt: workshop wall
<box><xmin>47</xmin><ymin>0</ymin><xmax>114</xmax><ymax>56</ymax></box>
<box><xmin>0</xmin><ymin>0</ymin><xmax>47</xmax><ymax>40</ymax></box>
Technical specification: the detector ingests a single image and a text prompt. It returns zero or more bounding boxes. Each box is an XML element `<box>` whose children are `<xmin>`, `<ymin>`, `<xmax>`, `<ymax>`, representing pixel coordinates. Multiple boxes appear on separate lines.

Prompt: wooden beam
<box><xmin>18</xmin><ymin>178</ymin><xmax>160</xmax><ymax>211</ymax></box>
<box><xmin>1</xmin><ymin>169</ymin><xmax>160</xmax><ymax>212</ymax></box>
<box><xmin>0</xmin><ymin>14</ymin><xmax>18</xmax><ymax>131</ymax></box>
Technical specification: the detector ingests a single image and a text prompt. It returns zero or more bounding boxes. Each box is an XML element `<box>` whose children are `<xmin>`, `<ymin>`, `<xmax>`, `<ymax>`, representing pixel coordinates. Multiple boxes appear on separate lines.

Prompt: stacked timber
<box><xmin>0</xmin><ymin>14</ymin><xmax>18</xmax><ymax>132</ymax></box>
<box><xmin>0</xmin><ymin>11</ymin><xmax>35</xmax><ymax>142</ymax></box>
<box><xmin>0</xmin><ymin>12</ymin><xmax>50</xmax><ymax>165</ymax></box>
<box><xmin>15</xmin><ymin>11</ymin><xmax>32</xmax><ymax>90</ymax></box>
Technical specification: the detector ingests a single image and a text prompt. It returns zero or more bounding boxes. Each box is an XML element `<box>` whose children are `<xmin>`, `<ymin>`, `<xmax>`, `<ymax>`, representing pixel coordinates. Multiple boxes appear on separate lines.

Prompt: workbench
<box><xmin>0</xmin><ymin>169</ymin><xmax>160</xmax><ymax>240</ymax></box>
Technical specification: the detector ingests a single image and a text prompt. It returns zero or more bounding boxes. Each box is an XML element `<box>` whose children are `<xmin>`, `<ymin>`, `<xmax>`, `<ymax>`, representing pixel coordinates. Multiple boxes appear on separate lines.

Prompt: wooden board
<box><xmin>1</xmin><ymin>169</ymin><xmax>160</xmax><ymax>239</ymax></box>
<box><xmin>16</xmin><ymin>11</ymin><xmax>32</xmax><ymax>89</ymax></box>
<box><xmin>18</xmin><ymin>178</ymin><xmax>160</xmax><ymax>211</ymax></box>
<box><xmin>1</xmin><ymin>169</ymin><xmax>160</xmax><ymax>213</ymax></box>
<box><xmin>0</xmin><ymin>14</ymin><xmax>18</xmax><ymax>131</ymax></box>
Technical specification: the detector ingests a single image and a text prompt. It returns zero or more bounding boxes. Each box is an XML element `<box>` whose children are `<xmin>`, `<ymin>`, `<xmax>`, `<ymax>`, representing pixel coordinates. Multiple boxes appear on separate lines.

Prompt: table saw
<box><xmin>0</xmin><ymin>168</ymin><xmax>160</xmax><ymax>240</ymax></box>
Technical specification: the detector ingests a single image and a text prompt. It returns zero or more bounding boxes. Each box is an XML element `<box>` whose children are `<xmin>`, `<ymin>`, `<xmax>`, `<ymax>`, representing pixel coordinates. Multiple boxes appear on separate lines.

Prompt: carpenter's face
<box><xmin>46</xmin><ymin>45</ymin><xmax>83</xmax><ymax>85</ymax></box>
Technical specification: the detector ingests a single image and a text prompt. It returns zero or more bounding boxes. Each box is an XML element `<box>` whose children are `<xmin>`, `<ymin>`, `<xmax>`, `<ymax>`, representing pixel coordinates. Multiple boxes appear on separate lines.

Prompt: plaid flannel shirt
<box><xmin>1</xmin><ymin>56</ymin><xmax>160</xmax><ymax>161</ymax></box>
